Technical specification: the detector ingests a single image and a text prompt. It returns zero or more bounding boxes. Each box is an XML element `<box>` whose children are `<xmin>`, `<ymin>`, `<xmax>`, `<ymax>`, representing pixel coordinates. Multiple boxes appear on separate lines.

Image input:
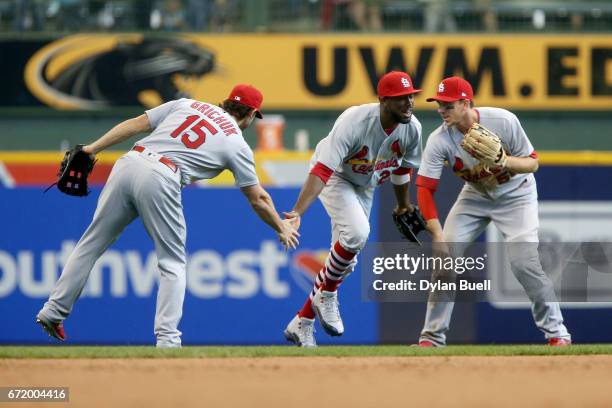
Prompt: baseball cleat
<box><xmin>156</xmin><ymin>343</ymin><xmax>182</xmax><ymax>349</ymax></box>
<box><xmin>284</xmin><ymin>315</ymin><xmax>317</xmax><ymax>348</ymax></box>
<box><xmin>36</xmin><ymin>316</ymin><xmax>66</xmax><ymax>342</ymax></box>
<box><xmin>312</xmin><ymin>290</ymin><xmax>344</xmax><ymax>336</ymax></box>
<box><xmin>548</xmin><ymin>337</ymin><xmax>571</xmax><ymax>347</ymax></box>
<box><xmin>416</xmin><ymin>340</ymin><xmax>437</xmax><ymax>347</ymax></box>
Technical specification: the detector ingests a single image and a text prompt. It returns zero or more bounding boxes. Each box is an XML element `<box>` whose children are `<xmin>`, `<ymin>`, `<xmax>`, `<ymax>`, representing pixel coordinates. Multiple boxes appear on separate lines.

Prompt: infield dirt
<box><xmin>2</xmin><ymin>355</ymin><xmax>611</xmax><ymax>407</ymax></box>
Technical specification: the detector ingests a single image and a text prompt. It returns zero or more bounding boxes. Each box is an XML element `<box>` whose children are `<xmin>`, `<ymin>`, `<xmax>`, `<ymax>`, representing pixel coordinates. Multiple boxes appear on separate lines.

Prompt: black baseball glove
<box><xmin>45</xmin><ymin>145</ymin><xmax>97</xmax><ymax>196</ymax></box>
<box><xmin>392</xmin><ymin>207</ymin><xmax>427</xmax><ymax>245</ymax></box>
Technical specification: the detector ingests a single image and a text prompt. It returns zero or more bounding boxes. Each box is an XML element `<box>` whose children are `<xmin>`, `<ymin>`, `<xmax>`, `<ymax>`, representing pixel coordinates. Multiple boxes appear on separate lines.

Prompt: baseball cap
<box><xmin>227</xmin><ymin>84</ymin><xmax>263</xmax><ymax>118</ymax></box>
<box><xmin>426</xmin><ymin>76</ymin><xmax>474</xmax><ymax>102</ymax></box>
<box><xmin>377</xmin><ymin>71</ymin><xmax>421</xmax><ymax>97</ymax></box>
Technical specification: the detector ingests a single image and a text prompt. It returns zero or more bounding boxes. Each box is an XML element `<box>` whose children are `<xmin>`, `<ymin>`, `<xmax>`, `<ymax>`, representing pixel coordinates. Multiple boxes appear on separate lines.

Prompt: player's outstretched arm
<box><xmin>504</xmin><ymin>156</ymin><xmax>539</xmax><ymax>174</ymax></box>
<box><xmin>416</xmin><ymin>184</ymin><xmax>444</xmax><ymax>242</ymax></box>
<box><xmin>83</xmin><ymin>114</ymin><xmax>152</xmax><ymax>154</ymax></box>
<box><xmin>283</xmin><ymin>173</ymin><xmax>327</xmax><ymax>229</ymax></box>
<box><xmin>240</xmin><ymin>183</ymin><xmax>300</xmax><ymax>250</ymax></box>
<box><xmin>417</xmin><ymin>185</ymin><xmax>449</xmax><ymax>256</ymax></box>
<box><xmin>425</xmin><ymin>218</ymin><xmax>444</xmax><ymax>241</ymax></box>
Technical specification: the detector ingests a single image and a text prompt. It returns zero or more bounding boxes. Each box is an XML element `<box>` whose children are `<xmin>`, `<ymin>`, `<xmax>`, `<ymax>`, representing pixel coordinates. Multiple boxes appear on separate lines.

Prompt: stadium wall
<box><xmin>1</xmin><ymin>162</ymin><xmax>612</xmax><ymax>344</ymax></box>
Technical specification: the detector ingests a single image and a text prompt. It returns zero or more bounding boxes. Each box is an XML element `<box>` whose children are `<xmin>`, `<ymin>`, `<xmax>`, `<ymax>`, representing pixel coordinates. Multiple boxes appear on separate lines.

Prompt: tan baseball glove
<box><xmin>460</xmin><ymin>123</ymin><xmax>507</xmax><ymax>172</ymax></box>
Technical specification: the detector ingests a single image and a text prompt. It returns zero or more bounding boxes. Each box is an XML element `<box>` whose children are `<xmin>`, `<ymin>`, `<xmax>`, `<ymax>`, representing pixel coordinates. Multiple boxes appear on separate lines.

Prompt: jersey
<box><xmin>418</xmin><ymin>107</ymin><xmax>536</xmax><ymax>199</ymax></box>
<box><xmin>311</xmin><ymin>103</ymin><xmax>422</xmax><ymax>187</ymax></box>
<box><xmin>138</xmin><ymin>98</ymin><xmax>259</xmax><ymax>188</ymax></box>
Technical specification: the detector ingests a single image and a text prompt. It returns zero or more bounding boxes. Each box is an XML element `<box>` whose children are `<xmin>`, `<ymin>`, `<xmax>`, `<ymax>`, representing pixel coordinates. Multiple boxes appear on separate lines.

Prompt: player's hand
<box><xmin>82</xmin><ymin>145</ymin><xmax>95</xmax><ymax>155</ymax></box>
<box><xmin>283</xmin><ymin>211</ymin><xmax>301</xmax><ymax>230</ymax></box>
<box><xmin>432</xmin><ymin>234</ymin><xmax>450</xmax><ymax>259</ymax></box>
<box><xmin>278</xmin><ymin>220</ymin><xmax>300</xmax><ymax>251</ymax></box>
<box><xmin>393</xmin><ymin>204</ymin><xmax>416</xmax><ymax>216</ymax></box>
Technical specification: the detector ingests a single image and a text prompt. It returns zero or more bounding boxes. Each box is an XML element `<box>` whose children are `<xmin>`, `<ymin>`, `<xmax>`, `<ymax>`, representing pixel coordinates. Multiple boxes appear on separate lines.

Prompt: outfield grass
<box><xmin>1</xmin><ymin>344</ymin><xmax>612</xmax><ymax>359</ymax></box>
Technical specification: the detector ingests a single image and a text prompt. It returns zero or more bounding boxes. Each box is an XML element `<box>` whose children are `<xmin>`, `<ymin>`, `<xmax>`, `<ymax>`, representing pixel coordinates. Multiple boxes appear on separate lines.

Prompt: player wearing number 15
<box><xmin>36</xmin><ymin>84</ymin><xmax>299</xmax><ymax>348</ymax></box>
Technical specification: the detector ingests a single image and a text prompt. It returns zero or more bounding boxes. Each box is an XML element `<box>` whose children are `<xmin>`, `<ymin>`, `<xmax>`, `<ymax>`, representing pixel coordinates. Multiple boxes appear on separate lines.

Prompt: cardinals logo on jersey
<box><xmin>452</xmin><ymin>156</ymin><xmax>512</xmax><ymax>187</ymax></box>
<box><xmin>453</xmin><ymin>156</ymin><xmax>465</xmax><ymax>172</ymax></box>
<box><xmin>390</xmin><ymin>140</ymin><xmax>403</xmax><ymax>158</ymax></box>
<box><xmin>345</xmin><ymin>145</ymin><xmax>370</xmax><ymax>165</ymax></box>
<box><xmin>346</xmin><ymin>145</ymin><xmax>375</xmax><ymax>174</ymax></box>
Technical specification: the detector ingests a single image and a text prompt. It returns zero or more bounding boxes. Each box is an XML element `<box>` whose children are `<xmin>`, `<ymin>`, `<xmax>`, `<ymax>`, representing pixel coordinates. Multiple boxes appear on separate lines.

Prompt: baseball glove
<box><xmin>393</xmin><ymin>207</ymin><xmax>427</xmax><ymax>245</ymax></box>
<box><xmin>45</xmin><ymin>145</ymin><xmax>96</xmax><ymax>196</ymax></box>
<box><xmin>461</xmin><ymin>123</ymin><xmax>507</xmax><ymax>171</ymax></box>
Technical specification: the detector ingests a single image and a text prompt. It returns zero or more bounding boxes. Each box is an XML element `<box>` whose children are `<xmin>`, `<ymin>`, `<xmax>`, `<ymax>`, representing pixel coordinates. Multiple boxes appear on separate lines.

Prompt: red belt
<box><xmin>132</xmin><ymin>146</ymin><xmax>178</xmax><ymax>173</ymax></box>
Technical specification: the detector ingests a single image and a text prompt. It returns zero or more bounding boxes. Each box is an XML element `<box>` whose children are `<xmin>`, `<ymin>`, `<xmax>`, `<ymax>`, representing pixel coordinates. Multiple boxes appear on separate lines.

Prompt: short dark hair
<box><xmin>219</xmin><ymin>100</ymin><xmax>252</xmax><ymax>121</ymax></box>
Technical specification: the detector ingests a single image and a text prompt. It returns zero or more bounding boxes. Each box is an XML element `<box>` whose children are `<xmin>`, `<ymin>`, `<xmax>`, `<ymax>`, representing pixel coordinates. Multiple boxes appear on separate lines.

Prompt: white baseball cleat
<box><xmin>284</xmin><ymin>315</ymin><xmax>317</xmax><ymax>348</ymax></box>
<box><xmin>156</xmin><ymin>343</ymin><xmax>182</xmax><ymax>349</ymax></box>
<box><xmin>312</xmin><ymin>290</ymin><xmax>344</xmax><ymax>336</ymax></box>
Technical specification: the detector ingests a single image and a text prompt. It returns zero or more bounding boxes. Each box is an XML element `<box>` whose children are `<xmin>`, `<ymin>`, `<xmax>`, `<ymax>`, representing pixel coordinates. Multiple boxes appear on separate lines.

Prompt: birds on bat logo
<box><xmin>345</xmin><ymin>145</ymin><xmax>370</xmax><ymax>165</ymax></box>
<box><xmin>347</xmin><ymin>145</ymin><xmax>377</xmax><ymax>175</ymax></box>
<box><xmin>391</xmin><ymin>140</ymin><xmax>403</xmax><ymax>158</ymax></box>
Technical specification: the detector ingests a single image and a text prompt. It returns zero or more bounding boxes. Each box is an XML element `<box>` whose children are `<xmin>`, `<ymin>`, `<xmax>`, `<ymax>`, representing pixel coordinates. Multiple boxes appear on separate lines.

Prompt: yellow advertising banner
<box><xmin>25</xmin><ymin>34</ymin><xmax>612</xmax><ymax>110</ymax></box>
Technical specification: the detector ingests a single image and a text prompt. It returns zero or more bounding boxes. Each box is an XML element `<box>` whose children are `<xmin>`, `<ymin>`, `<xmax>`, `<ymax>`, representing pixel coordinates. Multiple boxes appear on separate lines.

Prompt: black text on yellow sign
<box><xmin>303</xmin><ymin>45</ymin><xmax>612</xmax><ymax>100</ymax></box>
<box><xmin>25</xmin><ymin>34</ymin><xmax>612</xmax><ymax>110</ymax></box>
<box><xmin>183</xmin><ymin>35</ymin><xmax>612</xmax><ymax>110</ymax></box>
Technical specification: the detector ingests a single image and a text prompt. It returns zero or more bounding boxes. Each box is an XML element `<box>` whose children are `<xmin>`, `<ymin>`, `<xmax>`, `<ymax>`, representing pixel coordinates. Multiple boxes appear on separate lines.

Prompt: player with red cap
<box><xmin>227</xmin><ymin>84</ymin><xmax>264</xmax><ymax>118</ymax></box>
<box><xmin>414</xmin><ymin>76</ymin><xmax>571</xmax><ymax>347</ymax></box>
<box><xmin>36</xmin><ymin>84</ymin><xmax>299</xmax><ymax>347</ymax></box>
<box><xmin>283</xmin><ymin>71</ymin><xmax>424</xmax><ymax>347</ymax></box>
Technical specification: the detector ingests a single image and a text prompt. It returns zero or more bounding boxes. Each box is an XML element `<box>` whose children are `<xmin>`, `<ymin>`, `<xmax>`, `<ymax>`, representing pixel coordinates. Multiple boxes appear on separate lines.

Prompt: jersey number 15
<box><xmin>171</xmin><ymin>115</ymin><xmax>217</xmax><ymax>149</ymax></box>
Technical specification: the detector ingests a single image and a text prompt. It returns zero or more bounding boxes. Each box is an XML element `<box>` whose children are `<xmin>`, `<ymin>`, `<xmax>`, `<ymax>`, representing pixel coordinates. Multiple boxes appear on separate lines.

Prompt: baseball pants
<box><xmin>39</xmin><ymin>150</ymin><xmax>187</xmax><ymax>347</ymax></box>
<box><xmin>320</xmin><ymin>175</ymin><xmax>375</xmax><ymax>269</ymax></box>
<box><xmin>419</xmin><ymin>184</ymin><xmax>571</xmax><ymax>345</ymax></box>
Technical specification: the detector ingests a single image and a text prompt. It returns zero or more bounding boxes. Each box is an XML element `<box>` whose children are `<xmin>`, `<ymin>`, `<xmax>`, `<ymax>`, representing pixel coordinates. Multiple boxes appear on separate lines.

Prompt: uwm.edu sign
<box><xmin>15</xmin><ymin>34</ymin><xmax>612</xmax><ymax>110</ymax></box>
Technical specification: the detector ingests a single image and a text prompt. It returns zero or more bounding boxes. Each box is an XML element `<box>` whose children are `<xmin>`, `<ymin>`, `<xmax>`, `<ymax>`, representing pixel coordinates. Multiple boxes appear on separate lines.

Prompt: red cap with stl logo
<box><xmin>377</xmin><ymin>71</ymin><xmax>421</xmax><ymax>97</ymax></box>
<box><xmin>426</xmin><ymin>77</ymin><xmax>474</xmax><ymax>102</ymax></box>
<box><xmin>227</xmin><ymin>84</ymin><xmax>263</xmax><ymax>118</ymax></box>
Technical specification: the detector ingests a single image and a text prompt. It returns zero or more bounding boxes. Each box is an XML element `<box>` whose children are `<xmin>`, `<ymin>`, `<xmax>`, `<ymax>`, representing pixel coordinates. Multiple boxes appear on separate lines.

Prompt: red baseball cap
<box><xmin>377</xmin><ymin>71</ymin><xmax>421</xmax><ymax>97</ymax></box>
<box><xmin>227</xmin><ymin>84</ymin><xmax>263</xmax><ymax>118</ymax></box>
<box><xmin>426</xmin><ymin>77</ymin><xmax>474</xmax><ymax>102</ymax></box>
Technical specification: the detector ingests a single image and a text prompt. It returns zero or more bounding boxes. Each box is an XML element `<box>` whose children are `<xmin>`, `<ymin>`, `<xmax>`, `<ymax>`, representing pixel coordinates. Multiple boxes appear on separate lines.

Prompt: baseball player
<box><xmin>283</xmin><ymin>71</ymin><xmax>423</xmax><ymax>347</ymax></box>
<box><xmin>36</xmin><ymin>84</ymin><xmax>299</xmax><ymax>347</ymax></box>
<box><xmin>415</xmin><ymin>76</ymin><xmax>571</xmax><ymax>347</ymax></box>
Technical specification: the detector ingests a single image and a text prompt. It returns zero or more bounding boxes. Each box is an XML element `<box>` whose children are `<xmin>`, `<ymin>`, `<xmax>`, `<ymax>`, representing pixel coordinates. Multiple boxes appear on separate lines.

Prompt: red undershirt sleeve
<box><xmin>416</xmin><ymin>175</ymin><xmax>440</xmax><ymax>220</ymax></box>
<box><xmin>310</xmin><ymin>161</ymin><xmax>334</xmax><ymax>184</ymax></box>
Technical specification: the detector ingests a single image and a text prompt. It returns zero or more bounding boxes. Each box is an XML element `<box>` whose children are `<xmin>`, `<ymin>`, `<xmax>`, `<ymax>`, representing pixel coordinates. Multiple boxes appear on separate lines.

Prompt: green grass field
<box><xmin>2</xmin><ymin>344</ymin><xmax>612</xmax><ymax>359</ymax></box>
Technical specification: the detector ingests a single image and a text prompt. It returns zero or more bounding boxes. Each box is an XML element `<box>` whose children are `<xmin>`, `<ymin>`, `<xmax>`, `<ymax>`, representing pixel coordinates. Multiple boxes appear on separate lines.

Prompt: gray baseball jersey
<box><xmin>307</xmin><ymin>103</ymin><xmax>422</xmax><ymax>255</ymax></box>
<box><xmin>418</xmin><ymin>107</ymin><xmax>536</xmax><ymax>199</ymax></box>
<box><xmin>139</xmin><ymin>98</ymin><xmax>259</xmax><ymax>187</ymax></box>
<box><xmin>312</xmin><ymin>103</ymin><xmax>422</xmax><ymax>188</ymax></box>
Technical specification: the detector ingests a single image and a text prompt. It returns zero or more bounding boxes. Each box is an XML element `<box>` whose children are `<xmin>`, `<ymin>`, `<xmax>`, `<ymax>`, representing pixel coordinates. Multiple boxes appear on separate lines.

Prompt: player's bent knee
<box><xmin>341</xmin><ymin>225</ymin><xmax>370</xmax><ymax>252</ymax></box>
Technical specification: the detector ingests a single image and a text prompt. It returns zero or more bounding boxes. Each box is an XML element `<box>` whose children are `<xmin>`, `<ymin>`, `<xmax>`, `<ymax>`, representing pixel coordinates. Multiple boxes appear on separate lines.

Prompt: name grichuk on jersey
<box><xmin>419</xmin><ymin>107</ymin><xmax>537</xmax><ymax>199</ymax></box>
<box><xmin>311</xmin><ymin>103</ymin><xmax>422</xmax><ymax>187</ymax></box>
<box><xmin>137</xmin><ymin>98</ymin><xmax>259</xmax><ymax>188</ymax></box>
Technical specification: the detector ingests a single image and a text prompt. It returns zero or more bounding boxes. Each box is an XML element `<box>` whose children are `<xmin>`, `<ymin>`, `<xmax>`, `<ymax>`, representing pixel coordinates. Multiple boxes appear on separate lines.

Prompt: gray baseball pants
<box><xmin>419</xmin><ymin>184</ymin><xmax>571</xmax><ymax>345</ymax></box>
<box><xmin>38</xmin><ymin>150</ymin><xmax>186</xmax><ymax>347</ymax></box>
